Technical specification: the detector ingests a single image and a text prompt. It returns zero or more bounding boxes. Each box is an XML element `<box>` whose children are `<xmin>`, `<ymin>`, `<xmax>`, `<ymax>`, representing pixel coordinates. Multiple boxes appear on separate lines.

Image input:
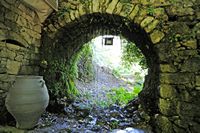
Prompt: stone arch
<box><xmin>41</xmin><ymin>0</ymin><xmax>168</xmax><ymax>128</ymax></box>
<box><xmin>42</xmin><ymin>0</ymin><xmax>169</xmax><ymax>112</ymax></box>
<box><xmin>0</xmin><ymin>0</ymin><xmax>199</xmax><ymax>132</ymax></box>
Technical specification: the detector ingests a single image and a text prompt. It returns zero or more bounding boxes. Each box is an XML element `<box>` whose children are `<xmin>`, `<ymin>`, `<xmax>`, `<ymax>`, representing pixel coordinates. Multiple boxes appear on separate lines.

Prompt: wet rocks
<box><xmin>111</xmin><ymin>127</ymin><xmax>150</xmax><ymax>133</ymax></box>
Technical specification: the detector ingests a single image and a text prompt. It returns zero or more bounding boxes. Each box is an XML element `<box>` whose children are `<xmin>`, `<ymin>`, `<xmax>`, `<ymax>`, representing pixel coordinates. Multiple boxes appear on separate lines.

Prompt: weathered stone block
<box><xmin>114</xmin><ymin>2</ymin><xmax>123</xmax><ymax>14</ymax></box>
<box><xmin>140</xmin><ymin>16</ymin><xmax>154</xmax><ymax>28</ymax></box>
<box><xmin>15</xmin><ymin>54</ymin><xmax>24</xmax><ymax>62</ymax></box>
<box><xmin>0</xmin><ymin>23</ymin><xmax>10</xmax><ymax>30</ymax></box>
<box><xmin>106</xmin><ymin>0</ymin><xmax>119</xmax><ymax>14</ymax></box>
<box><xmin>155</xmin><ymin>114</ymin><xmax>173</xmax><ymax>133</ymax></box>
<box><xmin>159</xmin><ymin>98</ymin><xmax>172</xmax><ymax>115</ymax></box>
<box><xmin>0</xmin><ymin>67</ymin><xmax>6</xmax><ymax>74</ymax></box>
<box><xmin>181</xmin><ymin>40</ymin><xmax>197</xmax><ymax>49</ymax></box>
<box><xmin>48</xmin><ymin>24</ymin><xmax>57</xmax><ymax>32</ymax></box>
<box><xmin>16</xmin><ymin>15</ymin><xmax>28</xmax><ymax>28</ymax></box>
<box><xmin>179</xmin><ymin>90</ymin><xmax>191</xmax><ymax>102</ymax></box>
<box><xmin>0</xmin><ymin>81</ymin><xmax>10</xmax><ymax>91</ymax></box>
<box><xmin>0</xmin><ymin>74</ymin><xmax>8</xmax><ymax>81</ymax></box>
<box><xmin>160</xmin><ymin>73</ymin><xmax>194</xmax><ymax>84</ymax></box>
<box><xmin>5</xmin><ymin>10</ymin><xmax>18</xmax><ymax>21</ymax></box>
<box><xmin>128</xmin><ymin>5</ymin><xmax>140</xmax><ymax>20</ymax></box>
<box><xmin>196</xmin><ymin>75</ymin><xmax>200</xmax><ymax>86</ymax></box>
<box><xmin>166</xmin><ymin>6</ymin><xmax>194</xmax><ymax>16</ymax></box>
<box><xmin>181</xmin><ymin>57</ymin><xmax>200</xmax><ymax>72</ymax></box>
<box><xmin>6</xmin><ymin>43</ymin><xmax>20</xmax><ymax>51</ymax></box>
<box><xmin>5</xmin><ymin>0</ymin><xmax>17</xmax><ymax>4</ymax></box>
<box><xmin>196</xmin><ymin>87</ymin><xmax>200</xmax><ymax>90</ymax></box>
<box><xmin>160</xmin><ymin>64</ymin><xmax>177</xmax><ymax>72</ymax></box>
<box><xmin>6</xmin><ymin>60</ymin><xmax>21</xmax><ymax>74</ymax></box>
<box><xmin>33</xmin><ymin>24</ymin><xmax>42</xmax><ymax>33</ymax></box>
<box><xmin>179</xmin><ymin>102</ymin><xmax>200</xmax><ymax>117</ymax></box>
<box><xmin>134</xmin><ymin>8</ymin><xmax>147</xmax><ymax>24</ymax></box>
<box><xmin>93</xmin><ymin>0</ymin><xmax>100</xmax><ymax>13</ymax></box>
<box><xmin>150</xmin><ymin>30</ymin><xmax>165</xmax><ymax>44</ymax></box>
<box><xmin>0</xmin><ymin>49</ymin><xmax>15</xmax><ymax>60</ymax></box>
<box><xmin>159</xmin><ymin>84</ymin><xmax>177</xmax><ymax>99</ymax></box>
<box><xmin>120</xmin><ymin>4</ymin><xmax>134</xmax><ymax>17</ymax></box>
<box><xmin>70</xmin><ymin>11</ymin><xmax>76</xmax><ymax>21</ymax></box>
<box><xmin>63</xmin><ymin>13</ymin><xmax>72</xmax><ymax>24</ymax></box>
<box><xmin>153</xmin><ymin>8</ymin><xmax>165</xmax><ymax>17</ymax></box>
<box><xmin>1</xmin><ymin>0</ymin><xmax>11</xmax><ymax>9</ymax></box>
<box><xmin>78</xmin><ymin>4</ymin><xmax>86</xmax><ymax>16</ymax></box>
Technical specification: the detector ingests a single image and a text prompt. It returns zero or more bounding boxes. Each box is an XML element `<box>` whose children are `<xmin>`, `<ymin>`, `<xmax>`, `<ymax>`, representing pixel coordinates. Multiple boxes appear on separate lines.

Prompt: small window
<box><xmin>104</xmin><ymin>37</ymin><xmax>114</xmax><ymax>46</ymax></box>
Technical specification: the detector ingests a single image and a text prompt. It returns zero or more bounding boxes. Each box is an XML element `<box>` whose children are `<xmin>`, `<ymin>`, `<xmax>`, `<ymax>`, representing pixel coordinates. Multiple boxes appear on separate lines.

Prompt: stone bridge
<box><xmin>0</xmin><ymin>0</ymin><xmax>200</xmax><ymax>132</ymax></box>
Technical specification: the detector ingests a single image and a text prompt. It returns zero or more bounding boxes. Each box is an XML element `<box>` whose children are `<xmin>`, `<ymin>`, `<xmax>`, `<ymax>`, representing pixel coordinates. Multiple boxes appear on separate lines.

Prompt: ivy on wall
<box><xmin>40</xmin><ymin>39</ymin><xmax>94</xmax><ymax>109</ymax></box>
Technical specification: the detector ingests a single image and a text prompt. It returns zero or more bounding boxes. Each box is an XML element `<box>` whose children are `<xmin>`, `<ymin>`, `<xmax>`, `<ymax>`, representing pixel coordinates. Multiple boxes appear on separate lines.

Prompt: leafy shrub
<box><xmin>122</xmin><ymin>39</ymin><xmax>147</xmax><ymax>69</ymax></box>
<box><xmin>107</xmin><ymin>85</ymin><xmax>142</xmax><ymax>107</ymax></box>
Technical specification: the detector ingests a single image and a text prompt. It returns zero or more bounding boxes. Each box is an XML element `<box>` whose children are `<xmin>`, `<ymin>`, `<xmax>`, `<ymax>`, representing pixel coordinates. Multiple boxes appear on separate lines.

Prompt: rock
<box><xmin>140</xmin><ymin>17</ymin><xmax>154</xmax><ymax>28</ymax></box>
<box><xmin>144</xmin><ymin>19</ymin><xmax>159</xmax><ymax>33</ymax></box>
<box><xmin>181</xmin><ymin>57</ymin><xmax>200</xmax><ymax>72</ymax></box>
<box><xmin>72</xmin><ymin>102</ymin><xmax>91</xmax><ymax>111</ymax></box>
<box><xmin>128</xmin><ymin>5</ymin><xmax>140</xmax><ymax>20</ymax></box>
<box><xmin>118</xmin><ymin>122</ymin><xmax>132</xmax><ymax>128</ymax></box>
<box><xmin>150</xmin><ymin>30</ymin><xmax>165</xmax><ymax>44</ymax></box>
<box><xmin>6</xmin><ymin>60</ymin><xmax>21</xmax><ymax>74</ymax></box>
<box><xmin>64</xmin><ymin>104</ymin><xmax>75</xmax><ymax>116</ymax></box>
<box><xmin>155</xmin><ymin>115</ymin><xmax>173</xmax><ymax>133</ymax></box>
<box><xmin>160</xmin><ymin>73</ymin><xmax>194</xmax><ymax>84</ymax></box>
<box><xmin>110</xmin><ymin>104</ymin><xmax>121</xmax><ymax>111</ymax></box>
<box><xmin>110</xmin><ymin>110</ymin><xmax>121</xmax><ymax>117</ymax></box>
<box><xmin>106</xmin><ymin>0</ymin><xmax>119</xmax><ymax>14</ymax></box>
<box><xmin>159</xmin><ymin>64</ymin><xmax>177</xmax><ymax>73</ymax></box>
<box><xmin>196</xmin><ymin>76</ymin><xmax>200</xmax><ymax>86</ymax></box>
<box><xmin>181</xmin><ymin>40</ymin><xmax>197</xmax><ymax>49</ymax></box>
<box><xmin>110</xmin><ymin>117</ymin><xmax>119</xmax><ymax>122</ymax></box>
<box><xmin>159</xmin><ymin>84</ymin><xmax>177</xmax><ymax>99</ymax></box>
<box><xmin>166</xmin><ymin>5</ymin><xmax>194</xmax><ymax>16</ymax></box>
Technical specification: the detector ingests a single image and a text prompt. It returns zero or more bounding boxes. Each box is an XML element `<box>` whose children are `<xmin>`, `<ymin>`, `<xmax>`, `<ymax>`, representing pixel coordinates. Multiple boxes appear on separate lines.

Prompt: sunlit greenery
<box><xmin>107</xmin><ymin>85</ymin><xmax>142</xmax><ymax>107</ymax></box>
<box><xmin>121</xmin><ymin>39</ymin><xmax>147</xmax><ymax>69</ymax></box>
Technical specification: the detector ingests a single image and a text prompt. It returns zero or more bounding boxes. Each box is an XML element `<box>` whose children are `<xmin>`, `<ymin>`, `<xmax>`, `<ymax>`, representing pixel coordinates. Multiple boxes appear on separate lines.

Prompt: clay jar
<box><xmin>5</xmin><ymin>76</ymin><xmax>49</xmax><ymax>129</ymax></box>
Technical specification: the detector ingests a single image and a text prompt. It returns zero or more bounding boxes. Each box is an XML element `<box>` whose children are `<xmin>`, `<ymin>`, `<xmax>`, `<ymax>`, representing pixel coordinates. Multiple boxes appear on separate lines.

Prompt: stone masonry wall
<box><xmin>0</xmin><ymin>0</ymin><xmax>42</xmax><ymax>122</ymax></box>
<box><xmin>0</xmin><ymin>0</ymin><xmax>199</xmax><ymax>132</ymax></box>
<box><xmin>42</xmin><ymin>0</ymin><xmax>200</xmax><ymax>132</ymax></box>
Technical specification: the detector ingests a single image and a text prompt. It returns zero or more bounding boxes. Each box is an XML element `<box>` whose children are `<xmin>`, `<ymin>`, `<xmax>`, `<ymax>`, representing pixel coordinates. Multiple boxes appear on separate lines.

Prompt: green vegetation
<box><xmin>41</xmin><ymin>42</ymin><xmax>94</xmax><ymax>105</ymax></box>
<box><xmin>77</xmin><ymin>44</ymin><xmax>94</xmax><ymax>82</ymax></box>
<box><xmin>122</xmin><ymin>39</ymin><xmax>147</xmax><ymax>69</ymax></box>
<box><xmin>107</xmin><ymin>85</ymin><xmax>142</xmax><ymax>107</ymax></box>
<box><xmin>146</xmin><ymin>6</ymin><xmax>155</xmax><ymax>16</ymax></box>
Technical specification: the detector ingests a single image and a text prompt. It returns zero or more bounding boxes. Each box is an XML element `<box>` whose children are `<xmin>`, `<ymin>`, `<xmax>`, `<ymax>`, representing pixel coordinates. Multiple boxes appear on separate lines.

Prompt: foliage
<box><xmin>146</xmin><ymin>6</ymin><xmax>155</xmax><ymax>16</ymax></box>
<box><xmin>110</xmin><ymin>121</ymin><xmax>119</xmax><ymax>129</ymax></box>
<box><xmin>93</xmin><ymin>100</ymin><xmax>110</xmax><ymax>108</ymax></box>
<box><xmin>77</xmin><ymin>44</ymin><xmax>94</xmax><ymax>82</ymax></box>
<box><xmin>41</xmin><ymin>43</ymin><xmax>94</xmax><ymax>103</ymax></box>
<box><xmin>107</xmin><ymin>85</ymin><xmax>142</xmax><ymax>107</ymax></box>
<box><xmin>42</xmin><ymin>58</ymin><xmax>79</xmax><ymax>101</ymax></box>
<box><xmin>122</xmin><ymin>39</ymin><xmax>147</xmax><ymax>69</ymax></box>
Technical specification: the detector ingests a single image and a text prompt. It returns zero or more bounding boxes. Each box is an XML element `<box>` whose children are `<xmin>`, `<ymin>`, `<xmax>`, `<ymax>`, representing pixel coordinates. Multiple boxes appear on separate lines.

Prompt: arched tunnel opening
<box><xmin>39</xmin><ymin>13</ymin><xmax>160</xmax><ymax>131</ymax></box>
<box><xmin>75</xmin><ymin>35</ymin><xmax>148</xmax><ymax>109</ymax></box>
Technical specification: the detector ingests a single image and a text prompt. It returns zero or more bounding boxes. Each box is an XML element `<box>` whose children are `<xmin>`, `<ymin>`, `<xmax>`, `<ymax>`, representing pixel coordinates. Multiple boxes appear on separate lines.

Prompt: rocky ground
<box><xmin>0</xmin><ymin>99</ymin><xmax>152</xmax><ymax>133</ymax></box>
<box><xmin>0</xmin><ymin>66</ymin><xmax>152</xmax><ymax>133</ymax></box>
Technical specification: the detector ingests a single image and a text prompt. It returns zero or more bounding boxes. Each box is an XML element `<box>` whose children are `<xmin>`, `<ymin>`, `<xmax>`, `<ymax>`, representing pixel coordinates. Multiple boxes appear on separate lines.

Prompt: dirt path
<box><xmin>75</xmin><ymin>65</ymin><xmax>133</xmax><ymax>106</ymax></box>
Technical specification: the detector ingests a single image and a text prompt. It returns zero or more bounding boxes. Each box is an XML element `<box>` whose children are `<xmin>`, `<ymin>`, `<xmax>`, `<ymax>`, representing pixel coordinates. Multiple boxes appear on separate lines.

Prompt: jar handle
<box><xmin>39</xmin><ymin>79</ymin><xmax>45</xmax><ymax>87</ymax></box>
